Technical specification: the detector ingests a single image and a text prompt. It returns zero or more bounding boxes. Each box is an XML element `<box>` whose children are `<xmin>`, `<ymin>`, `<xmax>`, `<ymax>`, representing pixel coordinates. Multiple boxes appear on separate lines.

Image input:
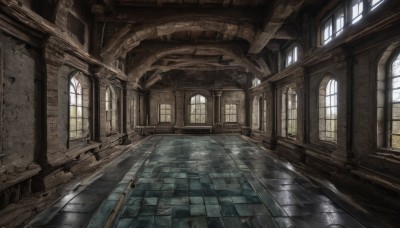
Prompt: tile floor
<box><xmin>30</xmin><ymin>135</ymin><xmax>379</xmax><ymax>227</ymax></box>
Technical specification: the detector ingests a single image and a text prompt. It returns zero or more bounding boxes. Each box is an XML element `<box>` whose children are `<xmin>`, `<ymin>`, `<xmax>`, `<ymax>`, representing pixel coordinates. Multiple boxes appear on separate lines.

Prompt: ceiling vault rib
<box><xmin>248</xmin><ymin>0</ymin><xmax>305</xmax><ymax>54</ymax></box>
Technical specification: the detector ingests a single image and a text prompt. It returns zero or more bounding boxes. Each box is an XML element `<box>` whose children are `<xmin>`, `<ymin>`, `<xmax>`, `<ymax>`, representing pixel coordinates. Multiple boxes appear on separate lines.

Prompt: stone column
<box><xmin>214</xmin><ymin>91</ymin><xmax>223</xmax><ymax>123</ymax></box>
<box><xmin>93</xmin><ymin>67</ymin><xmax>109</xmax><ymax>141</ymax></box>
<box><xmin>43</xmin><ymin>36</ymin><xmax>66</xmax><ymax>166</ymax></box>
<box><xmin>121</xmin><ymin>81</ymin><xmax>129</xmax><ymax>143</ymax></box>
<box><xmin>139</xmin><ymin>94</ymin><xmax>146</xmax><ymax>126</ymax></box>
<box><xmin>175</xmin><ymin>90</ymin><xmax>185</xmax><ymax>127</ymax></box>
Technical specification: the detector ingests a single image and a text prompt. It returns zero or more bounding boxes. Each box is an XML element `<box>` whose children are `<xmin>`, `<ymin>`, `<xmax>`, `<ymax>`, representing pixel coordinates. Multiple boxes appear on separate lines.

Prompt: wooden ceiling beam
<box><xmin>248</xmin><ymin>0</ymin><xmax>305</xmax><ymax>54</ymax></box>
<box><xmin>95</xmin><ymin>7</ymin><xmax>263</xmax><ymax>23</ymax></box>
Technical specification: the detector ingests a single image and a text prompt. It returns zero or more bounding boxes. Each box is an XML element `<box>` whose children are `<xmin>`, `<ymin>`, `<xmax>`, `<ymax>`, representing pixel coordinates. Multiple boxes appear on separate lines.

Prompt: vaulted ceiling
<box><xmin>91</xmin><ymin>0</ymin><xmax>315</xmax><ymax>87</ymax></box>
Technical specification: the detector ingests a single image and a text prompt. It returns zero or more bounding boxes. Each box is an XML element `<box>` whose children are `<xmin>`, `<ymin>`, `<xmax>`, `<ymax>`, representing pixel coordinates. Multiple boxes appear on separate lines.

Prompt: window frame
<box><xmin>159</xmin><ymin>103</ymin><xmax>172</xmax><ymax>123</ymax></box>
<box><xmin>371</xmin><ymin>0</ymin><xmax>384</xmax><ymax>10</ymax></box>
<box><xmin>69</xmin><ymin>76</ymin><xmax>84</xmax><ymax>140</ymax></box>
<box><xmin>281</xmin><ymin>86</ymin><xmax>297</xmax><ymax>139</ymax></box>
<box><xmin>319</xmin><ymin>78</ymin><xmax>338</xmax><ymax>143</ymax></box>
<box><xmin>105</xmin><ymin>86</ymin><xmax>118</xmax><ymax>135</ymax></box>
<box><xmin>225</xmin><ymin>103</ymin><xmax>238</xmax><ymax>123</ymax></box>
<box><xmin>190</xmin><ymin>94</ymin><xmax>207</xmax><ymax>124</ymax></box>
<box><xmin>68</xmin><ymin>73</ymin><xmax>91</xmax><ymax>145</ymax></box>
<box><xmin>321</xmin><ymin>6</ymin><xmax>345</xmax><ymax>45</ymax></box>
<box><xmin>252</xmin><ymin>96</ymin><xmax>260</xmax><ymax>129</ymax></box>
<box><xmin>252</xmin><ymin>78</ymin><xmax>261</xmax><ymax>87</ymax></box>
<box><xmin>387</xmin><ymin>52</ymin><xmax>400</xmax><ymax>149</ymax></box>
<box><xmin>286</xmin><ymin>87</ymin><xmax>297</xmax><ymax>138</ymax></box>
<box><xmin>351</xmin><ymin>0</ymin><xmax>364</xmax><ymax>24</ymax></box>
<box><xmin>285</xmin><ymin>46</ymin><xmax>298</xmax><ymax>67</ymax></box>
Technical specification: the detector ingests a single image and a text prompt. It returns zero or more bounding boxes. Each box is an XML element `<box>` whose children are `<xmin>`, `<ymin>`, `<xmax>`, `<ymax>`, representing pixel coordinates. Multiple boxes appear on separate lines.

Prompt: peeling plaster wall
<box><xmin>0</xmin><ymin>33</ymin><xmax>40</xmax><ymax>172</ymax></box>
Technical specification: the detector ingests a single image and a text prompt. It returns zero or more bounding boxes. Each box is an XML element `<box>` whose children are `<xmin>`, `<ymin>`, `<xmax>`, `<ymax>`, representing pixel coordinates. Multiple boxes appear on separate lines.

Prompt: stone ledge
<box><xmin>351</xmin><ymin>167</ymin><xmax>400</xmax><ymax>194</ymax></box>
<box><xmin>0</xmin><ymin>164</ymin><xmax>41</xmax><ymax>191</ymax></box>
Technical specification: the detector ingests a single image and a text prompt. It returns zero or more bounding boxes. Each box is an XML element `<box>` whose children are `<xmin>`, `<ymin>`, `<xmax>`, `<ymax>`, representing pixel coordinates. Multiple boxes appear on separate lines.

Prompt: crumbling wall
<box><xmin>0</xmin><ymin>33</ymin><xmax>40</xmax><ymax>172</ymax></box>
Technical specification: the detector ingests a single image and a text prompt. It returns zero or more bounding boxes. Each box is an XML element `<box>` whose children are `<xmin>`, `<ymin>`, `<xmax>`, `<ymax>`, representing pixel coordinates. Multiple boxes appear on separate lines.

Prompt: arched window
<box><xmin>69</xmin><ymin>74</ymin><xmax>90</xmax><ymax>140</ymax></box>
<box><xmin>190</xmin><ymin>95</ymin><xmax>206</xmax><ymax>123</ymax></box>
<box><xmin>252</xmin><ymin>96</ymin><xmax>259</xmax><ymax>129</ymax></box>
<box><xmin>282</xmin><ymin>87</ymin><xmax>297</xmax><ymax>138</ymax></box>
<box><xmin>159</xmin><ymin>104</ymin><xmax>172</xmax><ymax>123</ymax></box>
<box><xmin>319</xmin><ymin>78</ymin><xmax>338</xmax><ymax>142</ymax></box>
<box><xmin>106</xmin><ymin>86</ymin><xmax>118</xmax><ymax>135</ymax></box>
<box><xmin>225</xmin><ymin>104</ymin><xmax>237</xmax><ymax>123</ymax></box>
<box><xmin>389</xmin><ymin>53</ymin><xmax>400</xmax><ymax>149</ymax></box>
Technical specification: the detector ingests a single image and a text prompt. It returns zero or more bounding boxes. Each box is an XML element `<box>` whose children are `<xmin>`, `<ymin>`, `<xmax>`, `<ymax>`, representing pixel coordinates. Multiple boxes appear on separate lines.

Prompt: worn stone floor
<box><xmin>28</xmin><ymin>135</ymin><xmax>385</xmax><ymax>228</ymax></box>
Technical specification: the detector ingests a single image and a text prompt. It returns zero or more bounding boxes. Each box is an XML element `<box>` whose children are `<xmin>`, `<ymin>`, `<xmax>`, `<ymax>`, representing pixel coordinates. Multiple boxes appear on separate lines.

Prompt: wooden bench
<box><xmin>175</xmin><ymin>126</ymin><xmax>213</xmax><ymax>134</ymax></box>
<box><xmin>136</xmin><ymin>126</ymin><xmax>156</xmax><ymax>135</ymax></box>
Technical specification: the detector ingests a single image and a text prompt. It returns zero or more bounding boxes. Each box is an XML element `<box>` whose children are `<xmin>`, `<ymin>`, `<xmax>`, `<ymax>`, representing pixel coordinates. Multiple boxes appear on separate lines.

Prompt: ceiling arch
<box><xmin>101</xmin><ymin>19</ymin><xmax>256</xmax><ymax>63</ymax></box>
<box><xmin>126</xmin><ymin>42</ymin><xmax>268</xmax><ymax>83</ymax></box>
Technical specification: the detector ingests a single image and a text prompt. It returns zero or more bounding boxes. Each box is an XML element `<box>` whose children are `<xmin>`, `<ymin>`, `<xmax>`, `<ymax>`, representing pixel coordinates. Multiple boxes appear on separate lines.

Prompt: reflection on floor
<box><xmin>29</xmin><ymin>135</ymin><xmax>382</xmax><ymax>227</ymax></box>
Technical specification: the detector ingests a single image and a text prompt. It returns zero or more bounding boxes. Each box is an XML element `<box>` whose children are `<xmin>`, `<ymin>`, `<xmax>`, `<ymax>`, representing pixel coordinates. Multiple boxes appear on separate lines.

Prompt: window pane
<box><xmin>352</xmin><ymin>0</ymin><xmax>363</xmax><ymax>24</ymax></box>
<box><xmin>392</xmin><ymin>103</ymin><xmax>400</xmax><ymax>119</ymax></box>
<box><xmin>323</xmin><ymin>20</ymin><xmax>332</xmax><ymax>44</ymax></box>
<box><xmin>77</xmin><ymin>95</ymin><xmax>82</xmax><ymax>106</ymax></box>
<box><xmin>200</xmin><ymin>105</ymin><xmax>206</xmax><ymax>114</ymax></box>
<box><xmin>77</xmin><ymin>107</ymin><xmax>83</xmax><ymax>117</ymax></box>
<box><xmin>70</xmin><ymin>94</ymin><xmax>76</xmax><ymax>105</ymax></box>
<box><xmin>392</xmin><ymin>121</ymin><xmax>400</xmax><ymax>134</ymax></box>
<box><xmin>391</xmin><ymin>135</ymin><xmax>400</xmax><ymax>149</ymax></box>
<box><xmin>70</xmin><ymin>106</ymin><xmax>76</xmax><ymax>117</ymax></box>
<box><xmin>393</xmin><ymin>56</ymin><xmax>400</xmax><ymax>76</ymax></box>
<box><xmin>77</xmin><ymin>83</ymin><xmax>82</xmax><ymax>94</ymax></box>
<box><xmin>371</xmin><ymin>0</ymin><xmax>383</xmax><ymax>10</ymax></box>
<box><xmin>392</xmin><ymin>89</ymin><xmax>400</xmax><ymax>102</ymax></box>
<box><xmin>77</xmin><ymin>118</ymin><xmax>82</xmax><ymax>130</ymax></box>
<box><xmin>335</xmin><ymin>10</ymin><xmax>344</xmax><ymax>35</ymax></box>
<box><xmin>70</xmin><ymin>119</ymin><xmax>76</xmax><ymax>131</ymax></box>
<box><xmin>326</xmin><ymin>96</ymin><xmax>331</xmax><ymax>106</ymax></box>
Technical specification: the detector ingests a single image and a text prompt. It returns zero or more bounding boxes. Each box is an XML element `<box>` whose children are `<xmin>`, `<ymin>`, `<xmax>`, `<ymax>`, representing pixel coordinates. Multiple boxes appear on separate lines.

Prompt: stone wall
<box><xmin>0</xmin><ymin>32</ymin><xmax>40</xmax><ymax>173</ymax></box>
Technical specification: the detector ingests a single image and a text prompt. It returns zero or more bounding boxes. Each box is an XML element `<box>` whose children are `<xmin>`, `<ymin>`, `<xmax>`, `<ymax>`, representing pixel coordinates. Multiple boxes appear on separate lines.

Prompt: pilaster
<box><xmin>175</xmin><ymin>90</ymin><xmax>185</xmax><ymax>127</ymax></box>
<box><xmin>43</xmin><ymin>36</ymin><xmax>66</xmax><ymax>166</ymax></box>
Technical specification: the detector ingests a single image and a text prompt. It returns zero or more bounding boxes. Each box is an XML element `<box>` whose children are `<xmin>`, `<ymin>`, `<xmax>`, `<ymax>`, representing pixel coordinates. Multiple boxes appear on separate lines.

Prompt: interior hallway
<box><xmin>27</xmin><ymin>135</ymin><xmax>387</xmax><ymax>228</ymax></box>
